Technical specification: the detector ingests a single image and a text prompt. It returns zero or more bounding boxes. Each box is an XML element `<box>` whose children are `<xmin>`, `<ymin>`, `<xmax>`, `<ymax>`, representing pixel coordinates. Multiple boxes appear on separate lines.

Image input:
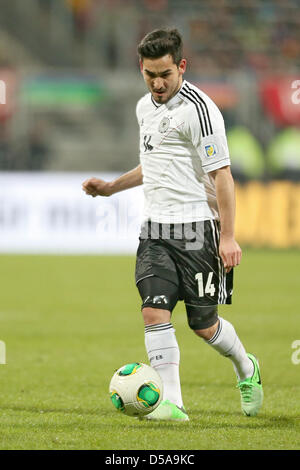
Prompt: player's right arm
<box><xmin>82</xmin><ymin>164</ymin><xmax>143</xmax><ymax>197</ymax></box>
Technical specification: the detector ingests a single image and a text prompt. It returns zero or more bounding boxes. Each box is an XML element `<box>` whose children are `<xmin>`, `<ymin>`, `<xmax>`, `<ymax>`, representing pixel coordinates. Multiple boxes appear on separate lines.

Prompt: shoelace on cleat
<box><xmin>237</xmin><ymin>381</ymin><xmax>254</xmax><ymax>403</ymax></box>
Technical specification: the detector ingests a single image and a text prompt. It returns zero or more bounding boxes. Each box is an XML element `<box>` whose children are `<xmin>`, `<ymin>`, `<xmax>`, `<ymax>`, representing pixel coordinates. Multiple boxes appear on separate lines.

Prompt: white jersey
<box><xmin>136</xmin><ymin>79</ymin><xmax>231</xmax><ymax>223</ymax></box>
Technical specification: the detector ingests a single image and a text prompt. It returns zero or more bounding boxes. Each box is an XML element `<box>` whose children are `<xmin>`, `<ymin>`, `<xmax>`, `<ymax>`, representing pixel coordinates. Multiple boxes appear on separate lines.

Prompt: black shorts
<box><xmin>135</xmin><ymin>219</ymin><xmax>233</xmax><ymax>311</ymax></box>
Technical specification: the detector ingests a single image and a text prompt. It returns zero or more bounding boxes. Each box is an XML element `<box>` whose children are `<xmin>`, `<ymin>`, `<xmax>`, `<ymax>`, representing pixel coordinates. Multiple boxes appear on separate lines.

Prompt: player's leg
<box><xmin>138</xmin><ymin>277</ymin><xmax>183</xmax><ymax>406</ymax></box>
<box><xmin>190</xmin><ymin>313</ymin><xmax>254</xmax><ymax>381</ymax></box>
<box><xmin>179</xmin><ymin>220</ymin><xmax>263</xmax><ymax>416</ymax></box>
<box><xmin>192</xmin><ymin>316</ymin><xmax>263</xmax><ymax>416</ymax></box>
<box><xmin>208</xmin><ymin>220</ymin><xmax>263</xmax><ymax>416</ymax></box>
<box><xmin>135</xmin><ymin>229</ymin><xmax>187</xmax><ymax>416</ymax></box>
<box><xmin>137</xmin><ymin>276</ymin><xmax>189</xmax><ymax>421</ymax></box>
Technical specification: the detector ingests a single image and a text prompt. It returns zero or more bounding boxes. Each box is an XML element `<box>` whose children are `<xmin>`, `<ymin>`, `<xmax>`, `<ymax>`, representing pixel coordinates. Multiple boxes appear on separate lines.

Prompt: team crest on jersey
<box><xmin>205</xmin><ymin>144</ymin><xmax>217</xmax><ymax>157</ymax></box>
<box><xmin>158</xmin><ymin>117</ymin><xmax>170</xmax><ymax>133</ymax></box>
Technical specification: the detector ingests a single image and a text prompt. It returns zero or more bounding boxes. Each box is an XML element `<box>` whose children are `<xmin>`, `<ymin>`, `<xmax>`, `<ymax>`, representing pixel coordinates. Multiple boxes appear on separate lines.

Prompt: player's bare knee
<box><xmin>194</xmin><ymin>320</ymin><xmax>219</xmax><ymax>340</ymax></box>
<box><xmin>142</xmin><ymin>307</ymin><xmax>171</xmax><ymax>326</ymax></box>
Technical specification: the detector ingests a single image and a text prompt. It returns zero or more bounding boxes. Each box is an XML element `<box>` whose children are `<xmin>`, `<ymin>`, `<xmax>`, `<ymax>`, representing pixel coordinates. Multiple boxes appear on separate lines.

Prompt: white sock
<box><xmin>206</xmin><ymin>317</ymin><xmax>254</xmax><ymax>381</ymax></box>
<box><xmin>144</xmin><ymin>322</ymin><xmax>183</xmax><ymax>408</ymax></box>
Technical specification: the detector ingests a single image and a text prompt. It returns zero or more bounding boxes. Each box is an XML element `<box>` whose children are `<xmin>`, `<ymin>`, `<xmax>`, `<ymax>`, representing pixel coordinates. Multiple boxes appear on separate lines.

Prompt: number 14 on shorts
<box><xmin>195</xmin><ymin>272</ymin><xmax>215</xmax><ymax>297</ymax></box>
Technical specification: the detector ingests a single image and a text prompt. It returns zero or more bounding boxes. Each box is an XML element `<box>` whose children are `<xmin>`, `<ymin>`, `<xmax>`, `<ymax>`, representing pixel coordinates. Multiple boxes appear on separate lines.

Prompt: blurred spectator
<box><xmin>267</xmin><ymin>127</ymin><xmax>300</xmax><ymax>181</ymax></box>
<box><xmin>227</xmin><ymin>126</ymin><xmax>265</xmax><ymax>182</ymax></box>
<box><xmin>37</xmin><ymin>0</ymin><xmax>53</xmax><ymax>27</ymax></box>
<box><xmin>11</xmin><ymin>120</ymin><xmax>50</xmax><ymax>171</ymax></box>
<box><xmin>184</xmin><ymin>0</ymin><xmax>300</xmax><ymax>75</ymax></box>
<box><xmin>65</xmin><ymin>0</ymin><xmax>94</xmax><ymax>41</ymax></box>
<box><xmin>142</xmin><ymin>0</ymin><xmax>168</xmax><ymax>12</ymax></box>
<box><xmin>26</xmin><ymin>120</ymin><xmax>50</xmax><ymax>170</ymax></box>
<box><xmin>8</xmin><ymin>0</ymin><xmax>300</xmax><ymax>74</ymax></box>
<box><xmin>38</xmin><ymin>0</ymin><xmax>53</xmax><ymax>13</ymax></box>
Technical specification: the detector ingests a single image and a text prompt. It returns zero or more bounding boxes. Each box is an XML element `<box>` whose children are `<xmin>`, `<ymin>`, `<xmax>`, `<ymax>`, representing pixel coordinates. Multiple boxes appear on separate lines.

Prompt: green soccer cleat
<box><xmin>237</xmin><ymin>353</ymin><xmax>263</xmax><ymax>417</ymax></box>
<box><xmin>144</xmin><ymin>399</ymin><xmax>189</xmax><ymax>421</ymax></box>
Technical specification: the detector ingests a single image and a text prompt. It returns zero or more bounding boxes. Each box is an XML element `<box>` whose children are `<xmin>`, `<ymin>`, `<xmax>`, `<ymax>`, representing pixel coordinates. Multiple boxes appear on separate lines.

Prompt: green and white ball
<box><xmin>109</xmin><ymin>362</ymin><xmax>163</xmax><ymax>417</ymax></box>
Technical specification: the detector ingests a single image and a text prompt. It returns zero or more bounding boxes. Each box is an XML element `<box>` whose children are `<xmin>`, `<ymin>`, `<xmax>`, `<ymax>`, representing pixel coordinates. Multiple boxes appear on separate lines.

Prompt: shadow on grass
<box><xmin>0</xmin><ymin>404</ymin><xmax>298</xmax><ymax>433</ymax></box>
<box><xmin>186</xmin><ymin>409</ymin><xmax>300</xmax><ymax>430</ymax></box>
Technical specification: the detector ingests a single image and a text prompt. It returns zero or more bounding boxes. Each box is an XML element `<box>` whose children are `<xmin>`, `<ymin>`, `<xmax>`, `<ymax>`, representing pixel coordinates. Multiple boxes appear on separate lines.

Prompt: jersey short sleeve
<box><xmin>184</xmin><ymin>93</ymin><xmax>231</xmax><ymax>174</ymax></box>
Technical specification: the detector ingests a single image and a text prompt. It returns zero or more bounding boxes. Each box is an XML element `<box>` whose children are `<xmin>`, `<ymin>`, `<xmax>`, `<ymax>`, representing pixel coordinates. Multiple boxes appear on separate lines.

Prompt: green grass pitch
<box><xmin>0</xmin><ymin>250</ymin><xmax>299</xmax><ymax>450</ymax></box>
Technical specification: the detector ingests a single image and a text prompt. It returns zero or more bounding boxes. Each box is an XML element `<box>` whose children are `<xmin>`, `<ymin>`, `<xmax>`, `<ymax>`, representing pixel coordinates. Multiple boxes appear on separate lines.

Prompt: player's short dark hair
<box><xmin>137</xmin><ymin>28</ymin><xmax>183</xmax><ymax>66</ymax></box>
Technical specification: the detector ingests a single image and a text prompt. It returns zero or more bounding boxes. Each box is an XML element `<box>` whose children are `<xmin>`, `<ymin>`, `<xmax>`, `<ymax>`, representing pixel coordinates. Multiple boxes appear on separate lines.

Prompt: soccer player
<box><xmin>82</xmin><ymin>28</ymin><xmax>263</xmax><ymax>421</ymax></box>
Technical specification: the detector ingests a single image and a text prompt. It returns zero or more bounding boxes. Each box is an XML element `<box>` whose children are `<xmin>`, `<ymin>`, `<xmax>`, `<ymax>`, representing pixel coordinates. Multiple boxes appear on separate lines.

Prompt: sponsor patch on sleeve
<box><xmin>205</xmin><ymin>143</ymin><xmax>217</xmax><ymax>157</ymax></box>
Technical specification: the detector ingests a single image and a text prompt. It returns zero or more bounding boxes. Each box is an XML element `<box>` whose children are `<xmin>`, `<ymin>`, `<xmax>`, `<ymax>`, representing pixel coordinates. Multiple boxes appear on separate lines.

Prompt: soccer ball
<box><xmin>109</xmin><ymin>362</ymin><xmax>163</xmax><ymax>417</ymax></box>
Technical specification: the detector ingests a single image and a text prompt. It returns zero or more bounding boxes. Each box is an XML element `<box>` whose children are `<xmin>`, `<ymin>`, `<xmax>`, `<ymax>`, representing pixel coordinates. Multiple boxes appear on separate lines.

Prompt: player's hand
<box><xmin>219</xmin><ymin>235</ymin><xmax>242</xmax><ymax>273</ymax></box>
<box><xmin>82</xmin><ymin>177</ymin><xmax>112</xmax><ymax>197</ymax></box>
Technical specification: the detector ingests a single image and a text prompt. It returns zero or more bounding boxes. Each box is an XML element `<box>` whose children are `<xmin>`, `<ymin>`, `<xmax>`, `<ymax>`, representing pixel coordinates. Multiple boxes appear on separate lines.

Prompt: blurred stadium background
<box><xmin>0</xmin><ymin>0</ymin><xmax>299</xmax><ymax>253</ymax></box>
<box><xmin>0</xmin><ymin>1</ymin><xmax>300</xmax><ymax>451</ymax></box>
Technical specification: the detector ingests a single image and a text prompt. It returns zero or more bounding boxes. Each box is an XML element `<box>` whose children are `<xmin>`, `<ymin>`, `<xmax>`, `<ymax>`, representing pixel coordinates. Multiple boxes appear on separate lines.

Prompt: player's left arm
<box><xmin>185</xmin><ymin>97</ymin><xmax>241</xmax><ymax>270</ymax></box>
<box><xmin>210</xmin><ymin>165</ymin><xmax>242</xmax><ymax>272</ymax></box>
